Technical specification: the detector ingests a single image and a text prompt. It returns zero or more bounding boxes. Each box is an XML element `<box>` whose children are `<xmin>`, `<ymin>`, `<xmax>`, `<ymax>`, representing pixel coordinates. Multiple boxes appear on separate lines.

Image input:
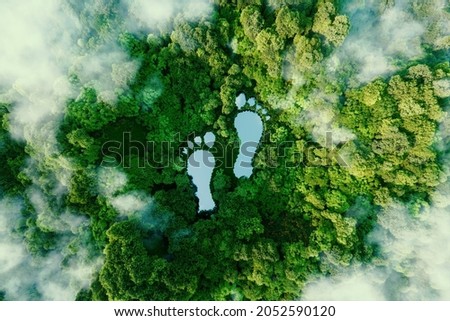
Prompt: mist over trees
<box><xmin>0</xmin><ymin>0</ymin><xmax>449</xmax><ymax>300</ymax></box>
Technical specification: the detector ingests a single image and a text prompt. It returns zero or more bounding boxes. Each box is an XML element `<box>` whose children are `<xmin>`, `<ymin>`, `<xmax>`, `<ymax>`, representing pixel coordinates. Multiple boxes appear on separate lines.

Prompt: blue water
<box><xmin>187</xmin><ymin>132</ymin><xmax>216</xmax><ymax>212</ymax></box>
<box><xmin>235</xmin><ymin>93</ymin><xmax>246</xmax><ymax>110</ymax></box>
<box><xmin>233</xmin><ymin>111</ymin><xmax>263</xmax><ymax>179</ymax></box>
<box><xmin>187</xmin><ymin>96</ymin><xmax>264</xmax><ymax>212</ymax></box>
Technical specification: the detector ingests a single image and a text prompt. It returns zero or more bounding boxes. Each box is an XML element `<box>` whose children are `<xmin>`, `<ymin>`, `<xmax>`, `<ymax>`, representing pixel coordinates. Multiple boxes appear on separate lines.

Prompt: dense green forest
<box><xmin>0</xmin><ymin>0</ymin><xmax>449</xmax><ymax>300</ymax></box>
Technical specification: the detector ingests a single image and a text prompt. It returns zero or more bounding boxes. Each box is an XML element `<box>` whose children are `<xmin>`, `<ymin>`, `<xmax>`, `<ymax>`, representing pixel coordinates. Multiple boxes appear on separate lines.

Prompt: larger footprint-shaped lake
<box><xmin>234</xmin><ymin>93</ymin><xmax>266</xmax><ymax>179</ymax></box>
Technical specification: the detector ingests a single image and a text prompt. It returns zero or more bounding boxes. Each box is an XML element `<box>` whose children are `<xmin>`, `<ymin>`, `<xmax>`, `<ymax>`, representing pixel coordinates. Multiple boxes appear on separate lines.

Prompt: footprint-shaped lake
<box><xmin>187</xmin><ymin>132</ymin><xmax>216</xmax><ymax>212</ymax></box>
<box><xmin>233</xmin><ymin>111</ymin><xmax>263</xmax><ymax>178</ymax></box>
<box><xmin>187</xmin><ymin>94</ymin><xmax>267</xmax><ymax>213</ymax></box>
<box><xmin>233</xmin><ymin>93</ymin><xmax>265</xmax><ymax>179</ymax></box>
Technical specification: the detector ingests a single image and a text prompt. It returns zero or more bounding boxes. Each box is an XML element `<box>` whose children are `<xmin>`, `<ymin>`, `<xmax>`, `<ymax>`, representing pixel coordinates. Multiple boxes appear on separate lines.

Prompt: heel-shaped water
<box><xmin>188</xmin><ymin>150</ymin><xmax>216</xmax><ymax>212</ymax></box>
<box><xmin>186</xmin><ymin>132</ymin><xmax>216</xmax><ymax>213</ymax></box>
<box><xmin>233</xmin><ymin>111</ymin><xmax>263</xmax><ymax>179</ymax></box>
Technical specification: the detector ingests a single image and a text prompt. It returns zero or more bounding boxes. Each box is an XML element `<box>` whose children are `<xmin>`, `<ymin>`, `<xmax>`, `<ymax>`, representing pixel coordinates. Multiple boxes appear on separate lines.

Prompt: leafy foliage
<box><xmin>0</xmin><ymin>0</ymin><xmax>447</xmax><ymax>301</ymax></box>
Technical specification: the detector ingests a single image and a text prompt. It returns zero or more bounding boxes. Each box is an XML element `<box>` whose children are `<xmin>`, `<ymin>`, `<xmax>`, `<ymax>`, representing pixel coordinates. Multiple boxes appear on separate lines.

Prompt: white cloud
<box><xmin>328</xmin><ymin>0</ymin><xmax>426</xmax><ymax>84</ymax></box>
<box><xmin>303</xmin><ymin>186</ymin><xmax>450</xmax><ymax>300</ymax></box>
<box><xmin>0</xmin><ymin>0</ymin><xmax>77</xmax><ymax>90</ymax></box>
<box><xmin>298</xmin><ymin>91</ymin><xmax>356</xmax><ymax>147</ymax></box>
<box><xmin>0</xmin><ymin>0</ymin><xmax>79</xmax><ymax>142</ymax></box>
<box><xmin>0</xmin><ymin>0</ymin><xmax>141</xmax><ymax>142</ymax></box>
<box><xmin>97</xmin><ymin>166</ymin><xmax>128</xmax><ymax>197</ymax></box>
<box><xmin>0</xmin><ymin>243</ymin><xmax>27</xmax><ymax>274</ymax></box>
<box><xmin>27</xmin><ymin>187</ymin><xmax>86</xmax><ymax>233</ymax></box>
<box><xmin>303</xmin><ymin>268</ymin><xmax>386</xmax><ymax>300</ymax></box>
<box><xmin>130</xmin><ymin>1</ymin><xmax>176</xmax><ymax>24</ymax></box>
<box><xmin>71</xmin><ymin>45</ymin><xmax>141</xmax><ymax>105</ymax></box>
<box><xmin>126</xmin><ymin>0</ymin><xmax>213</xmax><ymax>33</ymax></box>
<box><xmin>110</xmin><ymin>191</ymin><xmax>152</xmax><ymax>216</ymax></box>
<box><xmin>0</xmin><ymin>0</ymin><xmax>179</xmax><ymax>301</ymax></box>
<box><xmin>434</xmin><ymin>79</ymin><xmax>450</xmax><ymax>98</ymax></box>
<box><xmin>0</xmin><ymin>197</ymin><xmax>103</xmax><ymax>300</ymax></box>
<box><xmin>379</xmin><ymin>5</ymin><xmax>424</xmax><ymax>58</ymax></box>
<box><xmin>127</xmin><ymin>0</ymin><xmax>213</xmax><ymax>31</ymax></box>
